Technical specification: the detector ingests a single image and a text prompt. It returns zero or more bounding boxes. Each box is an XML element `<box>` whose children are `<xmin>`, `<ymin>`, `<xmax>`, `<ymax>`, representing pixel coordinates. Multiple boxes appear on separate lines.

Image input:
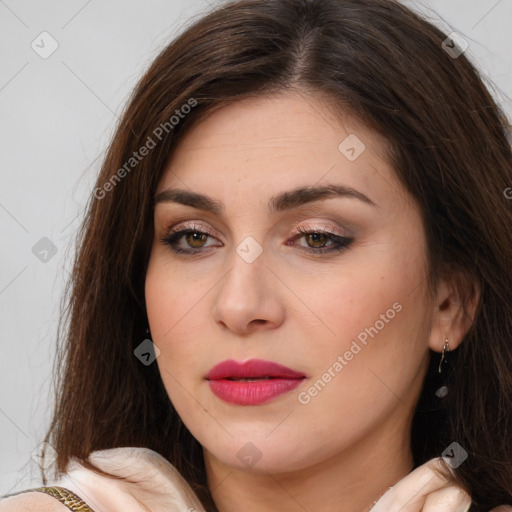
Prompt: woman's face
<box><xmin>145</xmin><ymin>90</ymin><xmax>435</xmax><ymax>475</ymax></box>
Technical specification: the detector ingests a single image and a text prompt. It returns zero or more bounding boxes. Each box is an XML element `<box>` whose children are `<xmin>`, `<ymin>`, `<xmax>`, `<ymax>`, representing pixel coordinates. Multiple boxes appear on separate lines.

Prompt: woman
<box><xmin>2</xmin><ymin>0</ymin><xmax>512</xmax><ymax>510</ymax></box>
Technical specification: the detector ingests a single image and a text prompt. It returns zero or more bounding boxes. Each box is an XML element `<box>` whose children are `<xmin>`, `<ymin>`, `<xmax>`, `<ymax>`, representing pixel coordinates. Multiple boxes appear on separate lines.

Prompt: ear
<box><xmin>428</xmin><ymin>270</ymin><xmax>480</xmax><ymax>353</ymax></box>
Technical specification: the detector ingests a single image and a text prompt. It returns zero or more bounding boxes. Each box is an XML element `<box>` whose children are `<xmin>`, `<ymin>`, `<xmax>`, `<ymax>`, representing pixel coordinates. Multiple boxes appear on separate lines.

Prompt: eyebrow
<box><xmin>154</xmin><ymin>184</ymin><xmax>377</xmax><ymax>214</ymax></box>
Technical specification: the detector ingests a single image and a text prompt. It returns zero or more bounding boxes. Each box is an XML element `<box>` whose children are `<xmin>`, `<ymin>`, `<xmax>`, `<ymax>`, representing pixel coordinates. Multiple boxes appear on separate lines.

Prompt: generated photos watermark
<box><xmin>94</xmin><ymin>98</ymin><xmax>197</xmax><ymax>200</ymax></box>
<box><xmin>298</xmin><ymin>301</ymin><xmax>403</xmax><ymax>404</ymax></box>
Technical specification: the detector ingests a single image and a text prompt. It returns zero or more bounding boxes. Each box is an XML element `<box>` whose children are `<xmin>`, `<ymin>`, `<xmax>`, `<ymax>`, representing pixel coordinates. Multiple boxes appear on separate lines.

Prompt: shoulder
<box><xmin>0</xmin><ymin>491</ymin><xmax>70</xmax><ymax>511</ymax></box>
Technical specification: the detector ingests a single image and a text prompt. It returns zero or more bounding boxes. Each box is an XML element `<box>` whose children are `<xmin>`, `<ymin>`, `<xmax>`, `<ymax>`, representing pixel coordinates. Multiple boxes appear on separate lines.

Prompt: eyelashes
<box><xmin>160</xmin><ymin>223</ymin><xmax>354</xmax><ymax>256</ymax></box>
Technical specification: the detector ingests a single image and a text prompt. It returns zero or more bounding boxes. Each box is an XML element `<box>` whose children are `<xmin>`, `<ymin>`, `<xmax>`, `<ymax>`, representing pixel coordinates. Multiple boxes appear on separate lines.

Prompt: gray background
<box><xmin>1</xmin><ymin>0</ymin><xmax>511</xmax><ymax>495</ymax></box>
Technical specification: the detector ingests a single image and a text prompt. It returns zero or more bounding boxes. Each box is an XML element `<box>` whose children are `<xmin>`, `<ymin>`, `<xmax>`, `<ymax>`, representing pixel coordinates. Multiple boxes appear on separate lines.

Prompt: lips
<box><xmin>206</xmin><ymin>359</ymin><xmax>306</xmax><ymax>405</ymax></box>
<box><xmin>206</xmin><ymin>358</ymin><xmax>306</xmax><ymax>380</ymax></box>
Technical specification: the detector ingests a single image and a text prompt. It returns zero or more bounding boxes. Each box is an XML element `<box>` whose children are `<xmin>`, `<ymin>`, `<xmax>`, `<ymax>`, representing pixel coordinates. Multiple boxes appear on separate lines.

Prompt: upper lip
<box><xmin>206</xmin><ymin>358</ymin><xmax>306</xmax><ymax>380</ymax></box>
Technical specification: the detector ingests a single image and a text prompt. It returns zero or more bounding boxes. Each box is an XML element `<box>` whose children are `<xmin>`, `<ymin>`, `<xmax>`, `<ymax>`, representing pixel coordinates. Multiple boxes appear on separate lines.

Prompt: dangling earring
<box><xmin>435</xmin><ymin>338</ymin><xmax>450</xmax><ymax>399</ymax></box>
<box><xmin>438</xmin><ymin>338</ymin><xmax>450</xmax><ymax>373</ymax></box>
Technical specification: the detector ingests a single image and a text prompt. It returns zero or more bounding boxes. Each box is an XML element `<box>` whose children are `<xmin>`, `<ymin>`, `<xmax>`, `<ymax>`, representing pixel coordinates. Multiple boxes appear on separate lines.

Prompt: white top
<box><xmin>1</xmin><ymin>447</ymin><xmax>207</xmax><ymax>512</ymax></box>
<box><xmin>5</xmin><ymin>449</ymin><xmax>512</xmax><ymax>512</ymax></box>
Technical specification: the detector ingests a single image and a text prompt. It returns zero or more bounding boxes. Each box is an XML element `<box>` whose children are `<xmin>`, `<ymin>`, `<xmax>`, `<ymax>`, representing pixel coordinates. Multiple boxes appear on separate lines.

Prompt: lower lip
<box><xmin>208</xmin><ymin>378</ymin><xmax>304</xmax><ymax>405</ymax></box>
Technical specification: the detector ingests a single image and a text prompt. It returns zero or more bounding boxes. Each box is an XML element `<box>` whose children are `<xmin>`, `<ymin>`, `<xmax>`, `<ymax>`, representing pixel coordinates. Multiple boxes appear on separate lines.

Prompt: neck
<box><xmin>204</xmin><ymin>412</ymin><xmax>415</xmax><ymax>512</ymax></box>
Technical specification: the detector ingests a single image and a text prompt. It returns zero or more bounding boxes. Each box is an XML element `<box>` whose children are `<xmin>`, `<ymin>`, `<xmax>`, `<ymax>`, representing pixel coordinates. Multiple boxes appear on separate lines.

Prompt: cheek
<box><xmin>145</xmin><ymin>255</ymin><xmax>199</xmax><ymax>340</ymax></box>
<box><xmin>291</xmin><ymin>259</ymin><xmax>413</xmax><ymax>352</ymax></box>
<box><xmin>145</xmin><ymin>257</ymin><xmax>210</xmax><ymax>385</ymax></box>
<box><xmin>295</xmin><ymin>248</ymin><xmax>430</xmax><ymax>394</ymax></box>
<box><xmin>294</xmin><ymin>288</ymin><xmax>429</xmax><ymax>453</ymax></box>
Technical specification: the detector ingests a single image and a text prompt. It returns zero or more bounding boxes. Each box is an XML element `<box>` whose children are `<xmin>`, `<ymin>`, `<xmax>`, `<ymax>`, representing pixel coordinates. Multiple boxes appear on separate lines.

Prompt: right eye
<box><xmin>160</xmin><ymin>225</ymin><xmax>222</xmax><ymax>254</ymax></box>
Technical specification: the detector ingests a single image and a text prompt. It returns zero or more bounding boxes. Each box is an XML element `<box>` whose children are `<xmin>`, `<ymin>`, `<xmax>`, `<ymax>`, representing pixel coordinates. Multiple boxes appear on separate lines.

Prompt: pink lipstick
<box><xmin>206</xmin><ymin>358</ymin><xmax>306</xmax><ymax>405</ymax></box>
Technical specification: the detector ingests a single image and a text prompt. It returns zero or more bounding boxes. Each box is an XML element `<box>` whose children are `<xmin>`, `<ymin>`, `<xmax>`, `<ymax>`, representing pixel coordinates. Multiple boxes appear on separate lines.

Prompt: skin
<box><xmin>145</xmin><ymin>89</ymin><xmax>478</xmax><ymax>512</ymax></box>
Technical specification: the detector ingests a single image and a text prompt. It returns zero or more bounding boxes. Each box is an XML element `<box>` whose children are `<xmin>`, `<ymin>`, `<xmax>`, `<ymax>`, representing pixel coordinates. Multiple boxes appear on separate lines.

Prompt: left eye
<box><xmin>161</xmin><ymin>227</ymin><xmax>353</xmax><ymax>254</ymax></box>
<box><xmin>289</xmin><ymin>227</ymin><xmax>353</xmax><ymax>253</ymax></box>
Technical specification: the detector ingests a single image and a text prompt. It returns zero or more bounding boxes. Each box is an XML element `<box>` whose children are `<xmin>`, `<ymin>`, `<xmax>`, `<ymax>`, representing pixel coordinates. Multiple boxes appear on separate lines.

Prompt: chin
<box><xmin>201</xmin><ymin>431</ymin><xmax>329</xmax><ymax>474</ymax></box>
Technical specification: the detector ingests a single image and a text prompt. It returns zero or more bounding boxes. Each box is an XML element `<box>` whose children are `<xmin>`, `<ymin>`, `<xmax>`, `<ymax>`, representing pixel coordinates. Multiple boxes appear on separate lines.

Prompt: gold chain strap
<box><xmin>3</xmin><ymin>486</ymin><xmax>95</xmax><ymax>512</ymax></box>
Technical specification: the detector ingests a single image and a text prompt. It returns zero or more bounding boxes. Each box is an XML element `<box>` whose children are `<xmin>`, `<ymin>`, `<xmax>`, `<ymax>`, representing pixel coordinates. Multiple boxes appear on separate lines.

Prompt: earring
<box><xmin>438</xmin><ymin>338</ymin><xmax>450</xmax><ymax>373</ymax></box>
<box><xmin>435</xmin><ymin>339</ymin><xmax>450</xmax><ymax>399</ymax></box>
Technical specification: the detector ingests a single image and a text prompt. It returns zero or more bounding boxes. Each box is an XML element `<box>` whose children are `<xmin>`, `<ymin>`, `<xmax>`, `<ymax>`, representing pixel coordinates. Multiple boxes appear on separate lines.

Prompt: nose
<box><xmin>211</xmin><ymin>245</ymin><xmax>285</xmax><ymax>336</ymax></box>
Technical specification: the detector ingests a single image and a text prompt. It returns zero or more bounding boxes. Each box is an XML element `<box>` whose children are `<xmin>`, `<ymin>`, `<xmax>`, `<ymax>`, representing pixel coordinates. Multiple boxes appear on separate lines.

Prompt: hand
<box><xmin>370</xmin><ymin>457</ymin><xmax>512</xmax><ymax>512</ymax></box>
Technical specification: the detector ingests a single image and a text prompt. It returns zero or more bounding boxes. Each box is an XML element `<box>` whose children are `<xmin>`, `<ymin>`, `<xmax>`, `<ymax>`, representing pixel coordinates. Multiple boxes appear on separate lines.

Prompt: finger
<box><xmin>371</xmin><ymin>458</ymin><xmax>453</xmax><ymax>512</ymax></box>
<box><xmin>489</xmin><ymin>507</ymin><xmax>512</xmax><ymax>512</ymax></box>
<box><xmin>422</xmin><ymin>485</ymin><xmax>471</xmax><ymax>512</ymax></box>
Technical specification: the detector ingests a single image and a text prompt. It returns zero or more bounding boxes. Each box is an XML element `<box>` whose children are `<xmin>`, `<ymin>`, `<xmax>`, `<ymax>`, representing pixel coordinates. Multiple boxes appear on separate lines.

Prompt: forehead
<box><xmin>157</xmin><ymin>90</ymin><xmax>406</xmax><ymax>213</ymax></box>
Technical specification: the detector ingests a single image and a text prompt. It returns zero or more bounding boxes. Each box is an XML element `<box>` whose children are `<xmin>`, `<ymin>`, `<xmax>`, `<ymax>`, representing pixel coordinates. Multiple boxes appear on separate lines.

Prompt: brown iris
<box><xmin>186</xmin><ymin>232</ymin><xmax>208</xmax><ymax>248</ymax></box>
<box><xmin>304</xmin><ymin>232</ymin><xmax>328</xmax><ymax>248</ymax></box>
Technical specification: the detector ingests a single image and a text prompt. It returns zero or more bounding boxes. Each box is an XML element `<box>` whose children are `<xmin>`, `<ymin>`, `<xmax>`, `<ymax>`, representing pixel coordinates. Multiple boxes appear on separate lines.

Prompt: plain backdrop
<box><xmin>1</xmin><ymin>0</ymin><xmax>511</xmax><ymax>496</ymax></box>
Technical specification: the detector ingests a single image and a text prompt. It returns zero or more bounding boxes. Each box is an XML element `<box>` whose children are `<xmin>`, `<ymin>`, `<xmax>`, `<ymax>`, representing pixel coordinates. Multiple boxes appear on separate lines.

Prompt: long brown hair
<box><xmin>43</xmin><ymin>0</ymin><xmax>512</xmax><ymax>509</ymax></box>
